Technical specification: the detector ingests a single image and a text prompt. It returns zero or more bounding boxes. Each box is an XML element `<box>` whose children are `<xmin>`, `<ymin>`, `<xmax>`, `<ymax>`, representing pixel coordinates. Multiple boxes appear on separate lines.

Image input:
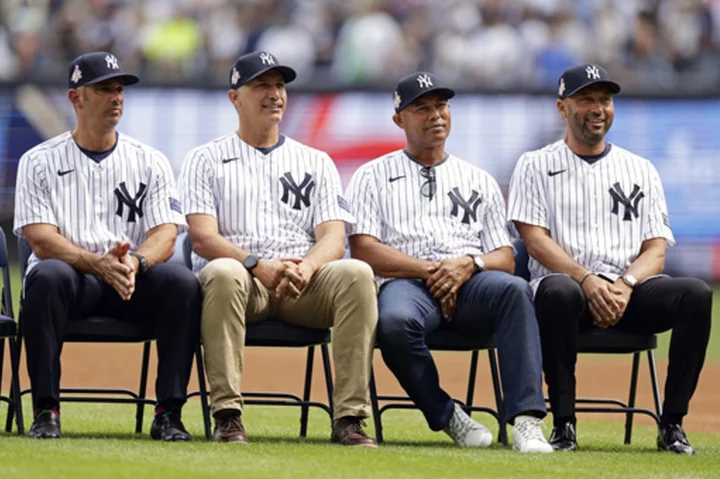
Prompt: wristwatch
<box><xmin>621</xmin><ymin>274</ymin><xmax>637</xmax><ymax>289</ymax></box>
<box><xmin>466</xmin><ymin>254</ymin><xmax>485</xmax><ymax>273</ymax></box>
<box><xmin>132</xmin><ymin>253</ymin><xmax>149</xmax><ymax>275</ymax></box>
<box><xmin>243</xmin><ymin>254</ymin><xmax>260</xmax><ymax>275</ymax></box>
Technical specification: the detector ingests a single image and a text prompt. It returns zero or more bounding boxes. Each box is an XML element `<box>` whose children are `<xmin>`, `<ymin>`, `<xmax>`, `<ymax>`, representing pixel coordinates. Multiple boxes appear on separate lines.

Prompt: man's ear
<box><xmin>392</xmin><ymin>113</ymin><xmax>403</xmax><ymax>129</ymax></box>
<box><xmin>556</xmin><ymin>99</ymin><xmax>567</xmax><ymax>120</ymax></box>
<box><xmin>68</xmin><ymin>89</ymin><xmax>81</xmax><ymax>109</ymax></box>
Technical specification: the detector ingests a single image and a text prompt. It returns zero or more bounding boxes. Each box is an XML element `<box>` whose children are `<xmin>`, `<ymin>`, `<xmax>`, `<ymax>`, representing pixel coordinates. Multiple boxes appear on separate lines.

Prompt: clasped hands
<box><xmin>253</xmin><ymin>258</ymin><xmax>315</xmax><ymax>300</ymax></box>
<box><xmin>94</xmin><ymin>240</ymin><xmax>137</xmax><ymax>301</ymax></box>
<box><xmin>425</xmin><ymin>257</ymin><xmax>475</xmax><ymax>321</ymax></box>
<box><xmin>580</xmin><ymin>274</ymin><xmax>632</xmax><ymax>328</ymax></box>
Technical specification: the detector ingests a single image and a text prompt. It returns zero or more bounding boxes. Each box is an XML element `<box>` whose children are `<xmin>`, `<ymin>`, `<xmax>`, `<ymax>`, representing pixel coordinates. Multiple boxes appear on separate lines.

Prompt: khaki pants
<box><xmin>198</xmin><ymin>258</ymin><xmax>378</xmax><ymax>420</ymax></box>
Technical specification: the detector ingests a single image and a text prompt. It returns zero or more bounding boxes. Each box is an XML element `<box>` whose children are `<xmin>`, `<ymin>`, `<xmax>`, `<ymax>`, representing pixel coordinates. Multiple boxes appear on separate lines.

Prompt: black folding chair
<box><xmin>0</xmin><ymin>227</ymin><xmax>24</xmax><ymax>435</ymax></box>
<box><xmin>182</xmin><ymin>235</ymin><xmax>334</xmax><ymax>439</ymax></box>
<box><xmin>369</xmin><ymin>331</ymin><xmax>507</xmax><ymax>444</ymax></box>
<box><xmin>513</xmin><ymin>239</ymin><xmax>662</xmax><ymax>444</ymax></box>
<box><xmin>14</xmin><ymin>236</ymin><xmax>209</xmax><ymax>438</ymax></box>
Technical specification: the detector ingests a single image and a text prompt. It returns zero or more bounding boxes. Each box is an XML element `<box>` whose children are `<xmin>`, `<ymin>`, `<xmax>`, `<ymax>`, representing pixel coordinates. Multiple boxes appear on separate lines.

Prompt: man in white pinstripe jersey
<box><xmin>178</xmin><ymin>51</ymin><xmax>377</xmax><ymax>446</ymax></box>
<box><xmin>13</xmin><ymin>52</ymin><xmax>201</xmax><ymax>441</ymax></box>
<box><xmin>346</xmin><ymin>72</ymin><xmax>553</xmax><ymax>453</ymax></box>
<box><xmin>508</xmin><ymin>64</ymin><xmax>711</xmax><ymax>454</ymax></box>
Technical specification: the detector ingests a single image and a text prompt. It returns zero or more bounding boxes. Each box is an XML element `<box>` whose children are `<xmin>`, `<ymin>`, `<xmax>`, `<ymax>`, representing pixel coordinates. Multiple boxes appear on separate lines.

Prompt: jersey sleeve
<box><xmin>143</xmin><ymin>151</ymin><xmax>186</xmax><ymax>232</ymax></box>
<box><xmin>179</xmin><ymin>147</ymin><xmax>217</xmax><ymax>217</ymax></box>
<box><xmin>345</xmin><ymin>165</ymin><xmax>382</xmax><ymax>240</ymax></box>
<box><xmin>507</xmin><ymin>153</ymin><xmax>549</xmax><ymax>229</ymax></box>
<box><xmin>479</xmin><ymin>174</ymin><xmax>512</xmax><ymax>253</ymax></box>
<box><xmin>643</xmin><ymin>164</ymin><xmax>675</xmax><ymax>247</ymax></box>
<box><xmin>13</xmin><ymin>152</ymin><xmax>57</xmax><ymax>236</ymax></box>
<box><xmin>312</xmin><ymin>154</ymin><xmax>355</xmax><ymax>227</ymax></box>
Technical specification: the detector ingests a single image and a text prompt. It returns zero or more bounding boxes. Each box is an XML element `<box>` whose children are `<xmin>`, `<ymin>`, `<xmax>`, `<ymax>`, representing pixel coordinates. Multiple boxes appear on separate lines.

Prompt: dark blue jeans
<box><xmin>377</xmin><ymin>271</ymin><xmax>546</xmax><ymax>431</ymax></box>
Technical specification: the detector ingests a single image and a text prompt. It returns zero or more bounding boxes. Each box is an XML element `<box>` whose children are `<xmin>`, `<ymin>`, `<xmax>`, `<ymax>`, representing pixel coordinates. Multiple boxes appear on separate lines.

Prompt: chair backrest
<box><xmin>0</xmin><ymin>226</ymin><xmax>14</xmax><ymax>318</ymax></box>
<box><xmin>18</xmin><ymin>237</ymin><xmax>32</xmax><ymax>281</ymax></box>
<box><xmin>512</xmin><ymin>238</ymin><xmax>531</xmax><ymax>281</ymax></box>
<box><xmin>182</xmin><ymin>234</ymin><xmax>192</xmax><ymax>270</ymax></box>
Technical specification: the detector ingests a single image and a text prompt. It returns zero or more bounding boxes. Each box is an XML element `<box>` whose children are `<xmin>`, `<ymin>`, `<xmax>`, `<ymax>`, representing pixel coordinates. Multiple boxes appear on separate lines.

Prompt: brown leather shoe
<box><xmin>213</xmin><ymin>412</ymin><xmax>248</xmax><ymax>443</ymax></box>
<box><xmin>331</xmin><ymin>416</ymin><xmax>377</xmax><ymax>447</ymax></box>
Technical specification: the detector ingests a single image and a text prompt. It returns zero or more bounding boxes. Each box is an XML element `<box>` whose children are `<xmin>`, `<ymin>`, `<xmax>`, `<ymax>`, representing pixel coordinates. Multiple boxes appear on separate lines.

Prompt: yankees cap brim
<box><xmin>399</xmin><ymin>87</ymin><xmax>455</xmax><ymax>112</ymax></box>
<box><xmin>564</xmin><ymin>79</ymin><xmax>620</xmax><ymax>98</ymax></box>
<box><xmin>237</xmin><ymin>65</ymin><xmax>297</xmax><ymax>87</ymax></box>
<box><xmin>81</xmin><ymin>72</ymin><xmax>140</xmax><ymax>87</ymax></box>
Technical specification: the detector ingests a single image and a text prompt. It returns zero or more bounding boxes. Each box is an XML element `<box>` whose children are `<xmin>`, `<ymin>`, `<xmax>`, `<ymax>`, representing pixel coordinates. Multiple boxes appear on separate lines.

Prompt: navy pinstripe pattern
<box><xmin>507</xmin><ymin>140</ymin><xmax>675</xmax><ymax>288</ymax></box>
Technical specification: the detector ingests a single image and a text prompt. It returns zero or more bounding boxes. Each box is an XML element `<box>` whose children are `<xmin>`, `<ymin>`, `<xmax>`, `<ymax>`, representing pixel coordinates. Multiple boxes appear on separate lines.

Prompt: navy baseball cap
<box><xmin>557</xmin><ymin>64</ymin><xmax>620</xmax><ymax>99</ymax></box>
<box><xmin>393</xmin><ymin>72</ymin><xmax>455</xmax><ymax>113</ymax></box>
<box><xmin>68</xmin><ymin>52</ymin><xmax>139</xmax><ymax>89</ymax></box>
<box><xmin>229</xmin><ymin>51</ymin><xmax>297</xmax><ymax>89</ymax></box>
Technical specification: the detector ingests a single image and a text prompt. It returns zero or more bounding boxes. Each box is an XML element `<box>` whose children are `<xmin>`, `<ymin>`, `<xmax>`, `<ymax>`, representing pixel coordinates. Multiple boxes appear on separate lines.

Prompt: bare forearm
<box><xmin>191</xmin><ymin>232</ymin><xmax>249</xmax><ymax>264</ymax></box>
<box><xmin>303</xmin><ymin>235</ymin><xmax>345</xmax><ymax>271</ymax></box>
<box><xmin>479</xmin><ymin>247</ymin><xmax>514</xmax><ymax>274</ymax></box>
<box><xmin>522</xmin><ymin>232</ymin><xmax>587</xmax><ymax>283</ymax></box>
<box><xmin>351</xmin><ymin>240</ymin><xmax>434</xmax><ymax>279</ymax></box>
<box><xmin>136</xmin><ymin>225</ymin><xmax>177</xmax><ymax>267</ymax></box>
<box><xmin>26</xmin><ymin>230</ymin><xmax>102</xmax><ymax>274</ymax></box>
<box><xmin>624</xmin><ymin>246</ymin><xmax>666</xmax><ymax>282</ymax></box>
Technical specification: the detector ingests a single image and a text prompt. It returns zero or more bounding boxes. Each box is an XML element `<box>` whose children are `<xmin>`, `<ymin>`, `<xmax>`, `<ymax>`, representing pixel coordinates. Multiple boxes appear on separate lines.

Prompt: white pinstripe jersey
<box><xmin>346</xmin><ymin>150</ymin><xmax>512</xmax><ymax>285</ymax></box>
<box><xmin>507</xmin><ymin>140</ymin><xmax>675</xmax><ymax>288</ymax></box>
<box><xmin>179</xmin><ymin>133</ymin><xmax>355</xmax><ymax>273</ymax></box>
<box><xmin>13</xmin><ymin>131</ymin><xmax>185</xmax><ymax>275</ymax></box>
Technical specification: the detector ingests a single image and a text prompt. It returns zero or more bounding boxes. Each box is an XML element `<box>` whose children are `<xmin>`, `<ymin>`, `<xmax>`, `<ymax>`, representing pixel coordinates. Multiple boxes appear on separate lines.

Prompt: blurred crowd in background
<box><xmin>1</xmin><ymin>0</ymin><xmax>720</xmax><ymax>92</ymax></box>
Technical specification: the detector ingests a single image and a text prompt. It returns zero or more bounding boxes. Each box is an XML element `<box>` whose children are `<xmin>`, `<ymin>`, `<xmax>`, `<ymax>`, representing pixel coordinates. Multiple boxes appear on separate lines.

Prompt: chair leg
<box><xmin>9</xmin><ymin>337</ymin><xmax>24</xmax><ymax>435</ymax></box>
<box><xmin>465</xmin><ymin>350</ymin><xmax>479</xmax><ymax>414</ymax></box>
<box><xmin>320</xmin><ymin>343</ymin><xmax>334</xmax><ymax>415</ymax></box>
<box><xmin>488</xmin><ymin>349</ymin><xmax>507</xmax><ymax>445</ymax></box>
<box><xmin>195</xmin><ymin>343</ymin><xmax>212</xmax><ymax>440</ymax></box>
<box><xmin>647</xmin><ymin>350</ymin><xmax>662</xmax><ymax>421</ymax></box>
<box><xmin>1</xmin><ymin>338</ymin><xmax>9</xmax><ymax>432</ymax></box>
<box><xmin>299</xmin><ymin>346</ymin><xmax>315</xmax><ymax>437</ymax></box>
<box><xmin>135</xmin><ymin>342</ymin><xmax>151</xmax><ymax>434</ymax></box>
<box><xmin>624</xmin><ymin>352</ymin><xmax>641</xmax><ymax>445</ymax></box>
<box><xmin>369</xmin><ymin>368</ymin><xmax>383</xmax><ymax>444</ymax></box>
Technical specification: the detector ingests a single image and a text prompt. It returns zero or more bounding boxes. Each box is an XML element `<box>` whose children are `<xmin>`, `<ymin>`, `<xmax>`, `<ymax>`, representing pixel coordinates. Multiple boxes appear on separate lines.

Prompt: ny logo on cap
<box><xmin>393</xmin><ymin>91</ymin><xmax>401</xmax><ymax>110</ymax></box>
<box><xmin>231</xmin><ymin>67</ymin><xmax>240</xmax><ymax>86</ymax></box>
<box><xmin>558</xmin><ymin>78</ymin><xmax>566</xmax><ymax>97</ymax></box>
<box><xmin>585</xmin><ymin>65</ymin><xmax>600</xmax><ymax>80</ymax></box>
<box><xmin>416</xmin><ymin>74</ymin><xmax>433</xmax><ymax>89</ymax></box>
<box><xmin>71</xmin><ymin>64</ymin><xmax>83</xmax><ymax>84</ymax></box>
<box><xmin>105</xmin><ymin>54</ymin><xmax>119</xmax><ymax>70</ymax></box>
<box><xmin>259</xmin><ymin>53</ymin><xmax>275</xmax><ymax>66</ymax></box>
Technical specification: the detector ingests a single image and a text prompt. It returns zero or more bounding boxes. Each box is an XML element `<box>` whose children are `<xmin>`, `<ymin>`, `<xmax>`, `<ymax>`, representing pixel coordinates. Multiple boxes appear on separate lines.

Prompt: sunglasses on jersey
<box><xmin>420</xmin><ymin>166</ymin><xmax>436</xmax><ymax>200</ymax></box>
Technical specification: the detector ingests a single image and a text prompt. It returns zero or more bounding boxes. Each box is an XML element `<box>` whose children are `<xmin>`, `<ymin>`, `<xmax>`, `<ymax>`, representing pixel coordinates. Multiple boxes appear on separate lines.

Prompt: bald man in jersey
<box><xmin>508</xmin><ymin>64</ymin><xmax>711</xmax><ymax>454</ymax></box>
<box><xmin>346</xmin><ymin>72</ymin><xmax>553</xmax><ymax>453</ymax></box>
<box><xmin>179</xmin><ymin>51</ymin><xmax>377</xmax><ymax>446</ymax></box>
<box><xmin>14</xmin><ymin>52</ymin><xmax>201</xmax><ymax>441</ymax></box>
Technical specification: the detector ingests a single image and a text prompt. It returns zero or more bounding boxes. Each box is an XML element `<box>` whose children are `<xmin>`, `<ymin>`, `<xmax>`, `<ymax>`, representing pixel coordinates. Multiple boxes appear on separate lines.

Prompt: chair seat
<box><xmin>0</xmin><ymin>315</ymin><xmax>16</xmax><ymax>337</ymax></box>
<box><xmin>425</xmin><ymin>330</ymin><xmax>496</xmax><ymax>351</ymax></box>
<box><xmin>578</xmin><ymin>328</ymin><xmax>657</xmax><ymax>354</ymax></box>
<box><xmin>64</xmin><ymin>317</ymin><xmax>155</xmax><ymax>343</ymax></box>
<box><xmin>246</xmin><ymin>319</ymin><xmax>331</xmax><ymax>347</ymax></box>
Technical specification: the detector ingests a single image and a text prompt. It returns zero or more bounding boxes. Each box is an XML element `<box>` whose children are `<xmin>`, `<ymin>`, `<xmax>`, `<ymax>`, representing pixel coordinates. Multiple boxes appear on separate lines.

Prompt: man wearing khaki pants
<box><xmin>178</xmin><ymin>51</ymin><xmax>378</xmax><ymax>446</ymax></box>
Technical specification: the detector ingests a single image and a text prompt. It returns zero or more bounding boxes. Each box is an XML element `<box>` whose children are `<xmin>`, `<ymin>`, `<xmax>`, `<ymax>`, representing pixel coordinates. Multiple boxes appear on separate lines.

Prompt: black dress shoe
<box><xmin>658</xmin><ymin>424</ymin><xmax>695</xmax><ymax>455</ymax></box>
<box><xmin>29</xmin><ymin>411</ymin><xmax>61</xmax><ymax>439</ymax></box>
<box><xmin>150</xmin><ymin>410</ymin><xmax>191</xmax><ymax>442</ymax></box>
<box><xmin>549</xmin><ymin>422</ymin><xmax>577</xmax><ymax>451</ymax></box>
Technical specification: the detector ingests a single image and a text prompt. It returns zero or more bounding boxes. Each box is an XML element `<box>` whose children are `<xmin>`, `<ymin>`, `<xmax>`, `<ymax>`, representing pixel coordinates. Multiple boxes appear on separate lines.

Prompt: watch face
<box><xmin>474</xmin><ymin>257</ymin><xmax>485</xmax><ymax>271</ymax></box>
<box><xmin>244</xmin><ymin>255</ymin><xmax>259</xmax><ymax>270</ymax></box>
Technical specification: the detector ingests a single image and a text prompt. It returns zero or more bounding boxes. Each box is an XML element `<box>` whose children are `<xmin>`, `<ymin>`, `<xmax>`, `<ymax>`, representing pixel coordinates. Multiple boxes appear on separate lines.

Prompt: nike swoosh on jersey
<box><xmin>57</xmin><ymin>169</ymin><xmax>75</xmax><ymax>176</ymax></box>
<box><xmin>388</xmin><ymin>175</ymin><xmax>406</xmax><ymax>183</ymax></box>
<box><xmin>548</xmin><ymin>169</ymin><xmax>566</xmax><ymax>177</ymax></box>
<box><xmin>222</xmin><ymin>157</ymin><xmax>240</xmax><ymax>164</ymax></box>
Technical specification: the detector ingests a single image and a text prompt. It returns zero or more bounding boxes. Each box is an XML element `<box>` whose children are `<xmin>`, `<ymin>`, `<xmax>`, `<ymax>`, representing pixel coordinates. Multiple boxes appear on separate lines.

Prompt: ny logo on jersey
<box><xmin>448</xmin><ymin>187</ymin><xmax>482</xmax><ymax>225</ymax></box>
<box><xmin>279</xmin><ymin>172</ymin><xmax>315</xmax><ymax>210</ymax></box>
<box><xmin>260</xmin><ymin>52</ymin><xmax>275</xmax><ymax>65</ymax></box>
<box><xmin>105</xmin><ymin>54</ymin><xmax>119</xmax><ymax>70</ymax></box>
<box><xmin>586</xmin><ymin>65</ymin><xmax>600</xmax><ymax>80</ymax></box>
<box><xmin>114</xmin><ymin>182</ymin><xmax>147</xmax><ymax>223</ymax></box>
<box><xmin>416</xmin><ymin>74</ymin><xmax>433</xmax><ymax>89</ymax></box>
<box><xmin>609</xmin><ymin>182</ymin><xmax>644</xmax><ymax>221</ymax></box>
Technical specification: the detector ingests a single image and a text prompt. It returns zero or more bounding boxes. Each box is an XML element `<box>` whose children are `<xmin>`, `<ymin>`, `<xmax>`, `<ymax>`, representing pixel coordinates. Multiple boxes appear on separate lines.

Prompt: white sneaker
<box><xmin>512</xmin><ymin>415</ymin><xmax>553</xmax><ymax>453</ymax></box>
<box><xmin>443</xmin><ymin>404</ymin><xmax>493</xmax><ymax>448</ymax></box>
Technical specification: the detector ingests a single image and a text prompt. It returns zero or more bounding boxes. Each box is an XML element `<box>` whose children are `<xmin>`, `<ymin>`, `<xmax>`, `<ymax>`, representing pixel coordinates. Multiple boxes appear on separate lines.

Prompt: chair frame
<box><xmin>14</xmin><ymin>236</ymin><xmax>210</xmax><ymax>438</ymax></box>
<box><xmin>369</xmin><ymin>332</ymin><xmax>508</xmax><ymax>445</ymax></box>
<box><xmin>0</xmin><ymin>227</ymin><xmax>24</xmax><ymax>435</ymax></box>
<box><xmin>182</xmin><ymin>234</ymin><xmax>334</xmax><ymax>439</ymax></box>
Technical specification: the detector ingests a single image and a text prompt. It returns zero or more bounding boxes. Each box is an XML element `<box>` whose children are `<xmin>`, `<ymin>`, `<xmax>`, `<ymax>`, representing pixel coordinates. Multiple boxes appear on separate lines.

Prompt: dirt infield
<box><xmin>2</xmin><ymin>344</ymin><xmax>719</xmax><ymax>433</ymax></box>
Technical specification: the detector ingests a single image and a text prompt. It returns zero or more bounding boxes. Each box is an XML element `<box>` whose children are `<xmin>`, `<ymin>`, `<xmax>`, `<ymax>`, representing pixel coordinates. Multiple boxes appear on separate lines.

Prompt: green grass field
<box><xmin>0</xmin><ymin>403</ymin><xmax>719</xmax><ymax>479</ymax></box>
<box><xmin>2</xmin><ymin>266</ymin><xmax>720</xmax><ymax>478</ymax></box>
